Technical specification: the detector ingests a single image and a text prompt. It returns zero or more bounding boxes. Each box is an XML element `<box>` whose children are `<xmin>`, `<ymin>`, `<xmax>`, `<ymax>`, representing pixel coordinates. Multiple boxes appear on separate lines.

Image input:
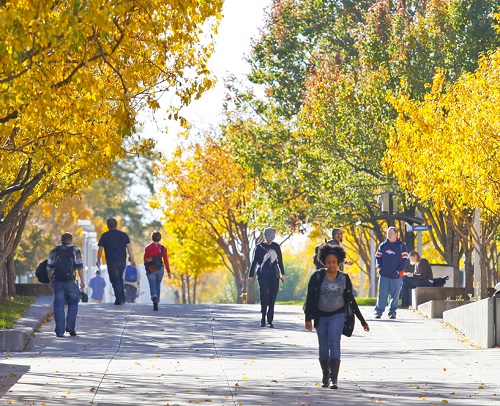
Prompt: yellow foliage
<box><xmin>0</xmin><ymin>0</ymin><xmax>222</xmax><ymax>212</ymax></box>
<box><xmin>386</xmin><ymin>52</ymin><xmax>500</xmax><ymax>220</ymax></box>
<box><xmin>155</xmin><ymin>132</ymin><xmax>257</xmax><ymax>300</ymax></box>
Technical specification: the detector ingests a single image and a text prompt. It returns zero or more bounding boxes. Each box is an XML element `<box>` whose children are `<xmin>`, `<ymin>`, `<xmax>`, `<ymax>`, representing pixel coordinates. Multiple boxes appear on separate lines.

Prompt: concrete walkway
<box><xmin>1</xmin><ymin>303</ymin><xmax>500</xmax><ymax>405</ymax></box>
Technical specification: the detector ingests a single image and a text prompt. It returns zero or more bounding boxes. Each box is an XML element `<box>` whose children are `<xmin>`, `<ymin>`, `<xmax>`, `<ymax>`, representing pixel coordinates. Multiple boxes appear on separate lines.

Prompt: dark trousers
<box><xmin>108</xmin><ymin>261</ymin><xmax>126</xmax><ymax>304</ymax></box>
<box><xmin>257</xmin><ymin>273</ymin><xmax>280</xmax><ymax>322</ymax></box>
<box><xmin>401</xmin><ymin>275</ymin><xmax>433</xmax><ymax>307</ymax></box>
<box><xmin>125</xmin><ymin>284</ymin><xmax>138</xmax><ymax>303</ymax></box>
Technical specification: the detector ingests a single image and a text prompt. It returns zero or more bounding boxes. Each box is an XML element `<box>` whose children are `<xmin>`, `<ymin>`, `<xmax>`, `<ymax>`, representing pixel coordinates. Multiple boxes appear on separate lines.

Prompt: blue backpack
<box><xmin>124</xmin><ymin>265</ymin><xmax>138</xmax><ymax>282</ymax></box>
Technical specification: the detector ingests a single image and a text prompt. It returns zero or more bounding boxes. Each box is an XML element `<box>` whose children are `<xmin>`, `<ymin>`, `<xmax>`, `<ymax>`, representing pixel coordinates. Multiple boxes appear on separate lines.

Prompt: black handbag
<box><xmin>342</xmin><ymin>274</ymin><xmax>357</xmax><ymax>337</ymax></box>
<box><xmin>342</xmin><ymin>299</ymin><xmax>355</xmax><ymax>337</ymax></box>
<box><xmin>273</xmin><ymin>262</ymin><xmax>281</xmax><ymax>279</ymax></box>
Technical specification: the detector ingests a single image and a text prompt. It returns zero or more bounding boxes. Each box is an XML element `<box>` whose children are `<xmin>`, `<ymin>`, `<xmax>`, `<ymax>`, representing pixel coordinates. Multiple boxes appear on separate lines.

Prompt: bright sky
<box><xmin>142</xmin><ymin>0</ymin><xmax>272</xmax><ymax>154</ymax></box>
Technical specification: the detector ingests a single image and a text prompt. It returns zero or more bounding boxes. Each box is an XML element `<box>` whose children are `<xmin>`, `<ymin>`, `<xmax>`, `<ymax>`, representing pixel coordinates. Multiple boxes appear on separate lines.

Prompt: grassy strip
<box><xmin>276</xmin><ymin>298</ymin><xmax>377</xmax><ymax>306</ymax></box>
<box><xmin>0</xmin><ymin>296</ymin><xmax>36</xmax><ymax>329</ymax></box>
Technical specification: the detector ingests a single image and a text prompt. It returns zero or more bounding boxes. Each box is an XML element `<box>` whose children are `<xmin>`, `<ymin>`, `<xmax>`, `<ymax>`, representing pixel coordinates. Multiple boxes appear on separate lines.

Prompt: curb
<box><xmin>0</xmin><ymin>296</ymin><xmax>53</xmax><ymax>352</ymax></box>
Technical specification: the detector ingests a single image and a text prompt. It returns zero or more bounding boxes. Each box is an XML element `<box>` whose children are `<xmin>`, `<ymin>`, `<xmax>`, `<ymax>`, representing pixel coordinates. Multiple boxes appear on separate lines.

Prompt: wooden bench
<box><xmin>412</xmin><ymin>287</ymin><xmax>467</xmax><ymax>309</ymax></box>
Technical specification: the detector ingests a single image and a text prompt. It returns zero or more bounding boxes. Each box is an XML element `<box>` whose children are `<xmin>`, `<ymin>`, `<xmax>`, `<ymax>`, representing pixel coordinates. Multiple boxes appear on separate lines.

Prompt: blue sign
<box><xmin>409</xmin><ymin>225</ymin><xmax>432</xmax><ymax>232</ymax></box>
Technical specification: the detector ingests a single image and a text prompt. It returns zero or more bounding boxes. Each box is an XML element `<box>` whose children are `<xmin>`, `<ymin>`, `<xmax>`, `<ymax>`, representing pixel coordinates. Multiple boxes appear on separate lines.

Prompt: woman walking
<box><xmin>143</xmin><ymin>231</ymin><xmax>171</xmax><ymax>311</ymax></box>
<box><xmin>304</xmin><ymin>244</ymin><xmax>369</xmax><ymax>389</ymax></box>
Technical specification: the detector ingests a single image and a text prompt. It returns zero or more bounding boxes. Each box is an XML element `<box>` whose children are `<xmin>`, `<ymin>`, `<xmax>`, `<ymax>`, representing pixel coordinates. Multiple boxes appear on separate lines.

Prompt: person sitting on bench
<box><xmin>400</xmin><ymin>251</ymin><xmax>433</xmax><ymax>308</ymax></box>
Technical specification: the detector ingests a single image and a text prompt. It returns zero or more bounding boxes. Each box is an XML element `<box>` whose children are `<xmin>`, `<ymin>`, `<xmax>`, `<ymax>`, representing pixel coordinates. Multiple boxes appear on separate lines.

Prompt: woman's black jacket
<box><xmin>303</xmin><ymin>269</ymin><xmax>367</xmax><ymax>336</ymax></box>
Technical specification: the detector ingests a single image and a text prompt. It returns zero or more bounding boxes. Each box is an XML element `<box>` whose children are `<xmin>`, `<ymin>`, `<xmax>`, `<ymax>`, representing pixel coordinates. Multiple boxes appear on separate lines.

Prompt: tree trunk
<box><xmin>213</xmin><ymin>222</ymin><xmax>253</xmax><ymax>304</ymax></box>
<box><xmin>181</xmin><ymin>275</ymin><xmax>187</xmax><ymax>304</ymax></box>
<box><xmin>0</xmin><ymin>212</ymin><xmax>29</xmax><ymax>301</ymax></box>
<box><xmin>464</xmin><ymin>243</ymin><xmax>474</xmax><ymax>296</ymax></box>
<box><xmin>193</xmin><ymin>275</ymin><xmax>197</xmax><ymax>304</ymax></box>
<box><xmin>479</xmin><ymin>243</ymin><xmax>488</xmax><ymax>299</ymax></box>
<box><xmin>186</xmin><ymin>275</ymin><xmax>191</xmax><ymax>304</ymax></box>
<box><xmin>421</xmin><ymin>207</ymin><xmax>467</xmax><ymax>287</ymax></box>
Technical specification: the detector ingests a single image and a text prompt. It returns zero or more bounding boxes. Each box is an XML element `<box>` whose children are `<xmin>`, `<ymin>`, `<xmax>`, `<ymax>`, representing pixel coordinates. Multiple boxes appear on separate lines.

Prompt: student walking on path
<box><xmin>47</xmin><ymin>232</ymin><xmax>85</xmax><ymax>337</ymax></box>
<box><xmin>248</xmin><ymin>228</ymin><xmax>285</xmax><ymax>328</ymax></box>
<box><xmin>374</xmin><ymin>226</ymin><xmax>409</xmax><ymax>319</ymax></box>
<box><xmin>143</xmin><ymin>231</ymin><xmax>171</xmax><ymax>311</ymax></box>
<box><xmin>88</xmin><ymin>269</ymin><xmax>106</xmax><ymax>303</ymax></box>
<box><xmin>124</xmin><ymin>257</ymin><xmax>141</xmax><ymax>303</ymax></box>
<box><xmin>304</xmin><ymin>243</ymin><xmax>369</xmax><ymax>389</ymax></box>
<box><xmin>96</xmin><ymin>218</ymin><xmax>136</xmax><ymax>306</ymax></box>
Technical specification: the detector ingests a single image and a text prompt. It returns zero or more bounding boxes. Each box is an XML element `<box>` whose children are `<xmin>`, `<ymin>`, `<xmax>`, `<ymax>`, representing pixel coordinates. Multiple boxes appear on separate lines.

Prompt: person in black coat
<box><xmin>248</xmin><ymin>228</ymin><xmax>285</xmax><ymax>328</ymax></box>
<box><xmin>304</xmin><ymin>244</ymin><xmax>369</xmax><ymax>389</ymax></box>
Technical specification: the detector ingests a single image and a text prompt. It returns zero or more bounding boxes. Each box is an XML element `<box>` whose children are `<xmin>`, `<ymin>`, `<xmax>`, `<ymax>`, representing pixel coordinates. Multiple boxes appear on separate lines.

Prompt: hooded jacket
<box><xmin>375</xmin><ymin>237</ymin><xmax>408</xmax><ymax>279</ymax></box>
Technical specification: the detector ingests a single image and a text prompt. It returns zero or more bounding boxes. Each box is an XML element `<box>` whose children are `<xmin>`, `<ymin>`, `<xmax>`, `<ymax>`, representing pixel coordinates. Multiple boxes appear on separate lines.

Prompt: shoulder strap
<box><xmin>345</xmin><ymin>273</ymin><xmax>352</xmax><ymax>290</ymax></box>
<box><xmin>315</xmin><ymin>270</ymin><xmax>325</xmax><ymax>290</ymax></box>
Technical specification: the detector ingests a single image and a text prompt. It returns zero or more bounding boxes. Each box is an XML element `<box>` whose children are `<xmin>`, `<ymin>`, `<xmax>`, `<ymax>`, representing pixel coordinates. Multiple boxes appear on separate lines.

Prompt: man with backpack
<box><xmin>46</xmin><ymin>232</ymin><xmax>85</xmax><ymax>337</ymax></box>
<box><xmin>124</xmin><ymin>257</ymin><xmax>141</xmax><ymax>303</ymax></box>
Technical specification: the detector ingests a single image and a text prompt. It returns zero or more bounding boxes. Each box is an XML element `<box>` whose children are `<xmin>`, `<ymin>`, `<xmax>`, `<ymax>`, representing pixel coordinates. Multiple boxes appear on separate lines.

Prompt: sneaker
<box><xmin>260</xmin><ymin>318</ymin><xmax>266</xmax><ymax>327</ymax></box>
<box><xmin>56</xmin><ymin>334</ymin><xmax>65</xmax><ymax>338</ymax></box>
<box><xmin>374</xmin><ymin>314</ymin><xmax>381</xmax><ymax>319</ymax></box>
<box><xmin>66</xmin><ymin>328</ymin><xmax>77</xmax><ymax>337</ymax></box>
<box><xmin>389</xmin><ymin>314</ymin><xmax>396</xmax><ymax>319</ymax></box>
<box><xmin>268</xmin><ymin>322</ymin><xmax>274</xmax><ymax>328</ymax></box>
<box><xmin>153</xmin><ymin>297</ymin><xmax>159</xmax><ymax>311</ymax></box>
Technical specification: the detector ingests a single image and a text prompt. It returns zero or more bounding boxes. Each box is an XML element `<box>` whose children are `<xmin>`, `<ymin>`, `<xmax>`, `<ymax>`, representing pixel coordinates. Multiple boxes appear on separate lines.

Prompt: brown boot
<box><xmin>329</xmin><ymin>359</ymin><xmax>341</xmax><ymax>389</ymax></box>
<box><xmin>319</xmin><ymin>359</ymin><xmax>330</xmax><ymax>387</ymax></box>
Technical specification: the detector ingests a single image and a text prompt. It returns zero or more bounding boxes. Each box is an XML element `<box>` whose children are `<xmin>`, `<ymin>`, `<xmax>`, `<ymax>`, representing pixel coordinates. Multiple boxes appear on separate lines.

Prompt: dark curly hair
<box><xmin>317</xmin><ymin>243</ymin><xmax>346</xmax><ymax>266</ymax></box>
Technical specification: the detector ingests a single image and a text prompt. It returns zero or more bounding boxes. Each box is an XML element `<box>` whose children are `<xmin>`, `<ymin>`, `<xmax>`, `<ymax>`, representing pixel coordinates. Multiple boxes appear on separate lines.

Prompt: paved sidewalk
<box><xmin>1</xmin><ymin>303</ymin><xmax>500</xmax><ymax>405</ymax></box>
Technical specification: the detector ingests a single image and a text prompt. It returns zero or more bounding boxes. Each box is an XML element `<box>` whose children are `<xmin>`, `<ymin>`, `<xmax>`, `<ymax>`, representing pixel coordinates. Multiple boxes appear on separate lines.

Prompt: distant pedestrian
<box><xmin>304</xmin><ymin>244</ymin><xmax>369</xmax><ymax>389</ymax></box>
<box><xmin>88</xmin><ymin>269</ymin><xmax>106</xmax><ymax>303</ymax></box>
<box><xmin>400</xmin><ymin>251</ymin><xmax>433</xmax><ymax>308</ymax></box>
<box><xmin>143</xmin><ymin>231</ymin><xmax>171</xmax><ymax>311</ymax></box>
<box><xmin>96</xmin><ymin>218</ymin><xmax>136</xmax><ymax>306</ymax></box>
<box><xmin>374</xmin><ymin>226</ymin><xmax>409</xmax><ymax>319</ymax></box>
<box><xmin>248</xmin><ymin>227</ymin><xmax>285</xmax><ymax>328</ymax></box>
<box><xmin>313</xmin><ymin>228</ymin><xmax>353</xmax><ymax>270</ymax></box>
<box><xmin>124</xmin><ymin>257</ymin><xmax>141</xmax><ymax>303</ymax></box>
<box><xmin>47</xmin><ymin>232</ymin><xmax>85</xmax><ymax>337</ymax></box>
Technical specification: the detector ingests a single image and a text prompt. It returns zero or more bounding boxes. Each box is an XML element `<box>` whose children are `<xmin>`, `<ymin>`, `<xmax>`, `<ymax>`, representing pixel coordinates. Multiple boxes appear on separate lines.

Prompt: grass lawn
<box><xmin>276</xmin><ymin>298</ymin><xmax>377</xmax><ymax>306</ymax></box>
<box><xmin>0</xmin><ymin>296</ymin><xmax>36</xmax><ymax>329</ymax></box>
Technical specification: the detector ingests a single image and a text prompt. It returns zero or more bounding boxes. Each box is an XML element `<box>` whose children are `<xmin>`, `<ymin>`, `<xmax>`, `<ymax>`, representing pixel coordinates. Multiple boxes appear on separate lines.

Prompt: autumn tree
<box><xmin>387</xmin><ymin>53</ymin><xmax>500</xmax><ymax>296</ymax></box>
<box><xmin>239</xmin><ymin>0</ymin><xmax>500</xmax><ymax>283</ymax></box>
<box><xmin>0</xmin><ymin>0</ymin><xmax>223</xmax><ymax>300</ymax></box>
<box><xmin>155</xmin><ymin>131</ymin><xmax>259</xmax><ymax>303</ymax></box>
<box><xmin>164</xmin><ymin>220</ymin><xmax>221</xmax><ymax>304</ymax></box>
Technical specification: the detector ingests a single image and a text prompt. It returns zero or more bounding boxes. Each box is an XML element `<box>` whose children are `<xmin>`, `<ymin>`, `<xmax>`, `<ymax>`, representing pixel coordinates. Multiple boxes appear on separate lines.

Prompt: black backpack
<box><xmin>145</xmin><ymin>246</ymin><xmax>165</xmax><ymax>273</ymax></box>
<box><xmin>35</xmin><ymin>259</ymin><xmax>50</xmax><ymax>283</ymax></box>
<box><xmin>53</xmin><ymin>245</ymin><xmax>76</xmax><ymax>281</ymax></box>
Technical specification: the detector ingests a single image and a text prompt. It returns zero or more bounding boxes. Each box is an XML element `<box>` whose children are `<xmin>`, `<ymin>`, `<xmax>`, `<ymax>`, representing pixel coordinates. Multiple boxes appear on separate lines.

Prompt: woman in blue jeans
<box><xmin>304</xmin><ymin>244</ymin><xmax>369</xmax><ymax>389</ymax></box>
<box><xmin>143</xmin><ymin>231</ymin><xmax>172</xmax><ymax>311</ymax></box>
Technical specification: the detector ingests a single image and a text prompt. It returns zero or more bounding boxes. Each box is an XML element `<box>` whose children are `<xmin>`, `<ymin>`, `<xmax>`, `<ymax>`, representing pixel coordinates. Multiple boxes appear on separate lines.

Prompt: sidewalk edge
<box><xmin>0</xmin><ymin>296</ymin><xmax>53</xmax><ymax>352</ymax></box>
